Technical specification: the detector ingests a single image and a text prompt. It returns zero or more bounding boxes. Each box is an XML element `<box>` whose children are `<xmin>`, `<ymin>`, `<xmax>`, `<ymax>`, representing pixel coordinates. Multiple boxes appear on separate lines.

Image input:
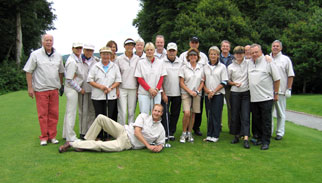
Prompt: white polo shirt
<box><xmin>87</xmin><ymin>61</ymin><xmax>122</xmax><ymax>100</ymax></box>
<box><xmin>204</xmin><ymin>62</ymin><xmax>228</xmax><ymax>95</ymax></box>
<box><xmin>179</xmin><ymin>50</ymin><xmax>208</xmax><ymax>66</ymax></box>
<box><xmin>23</xmin><ymin>47</ymin><xmax>64</xmax><ymax>92</ymax></box>
<box><xmin>179</xmin><ymin>62</ymin><xmax>204</xmax><ymax>94</ymax></box>
<box><xmin>228</xmin><ymin>58</ymin><xmax>249</xmax><ymax>92</ymax></box>
<box><xmin>81</xmin><ymin>56</ymin><xmax>98</xmax><ymax>93</ymax></box>
<box><xmin>154</xmin><ymin>48</ymin><xmax>167</xmax><ymax>60</ymax></box>
<box><xmin>115</xmin><ymin>53</ymin><xmax>140</xmax><ymax>89</ymax></box>
<box><xmin>270</xmin><ymin>52</ymin><xmax>295</xmax><ymax>94</ymax></box>
<box><xmin>125</xmin><ymin>113</ymin><xmax>165</xmax><ymax>149</ymax></box>
<box><xmin>64</xmin><ymin>53</ymin><xmax>85</xmax><ymax>89</ymax></box>
<box><xmin>248</xmin><ymin>55</ymin><xmax>281</xmax><ymax>102</ymax></box>
<box><xmin>134</xmin><ymin>57</ymin><xmax>167</xmax><ymax>95</ymax></box>
<box><xmin>162</xmin><ymin>56</ymin><xmax>183</xmax><ymax>97</ymax></box>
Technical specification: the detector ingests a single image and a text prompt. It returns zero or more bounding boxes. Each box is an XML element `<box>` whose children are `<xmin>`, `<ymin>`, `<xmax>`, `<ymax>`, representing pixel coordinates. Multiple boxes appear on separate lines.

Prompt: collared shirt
<box><xmin>228</xmin><ymin>58</ymin><xmax>249</xmax><ymax>92</ymax></box>
<box><xmin>115</xmin><ymin>53</ymin><xmax>140</xmax><ymax>89</ymax></box>
<box><xmin>23</xmin><ymin>47</ymin><xmax>64</xmax><ymax>92</ymax></box>
<box><xmin>179</xmin><ymin>62</ymin><xmax>204</xmax><ymax>94</ymax></box>
<box><xmin>179</xmin><ymin>50</ymin><xmax>208</xmax><ymax>66</ymax></box>
<box><xmin>64</xmin><ymin>53</ymin><xmax>85</xmax><ymax>90</ymax></box>
<box><xmin>204</xmin><ymin>61</ymin><xmax>228</xmax><ymax>95</ymax></box>
<box><xmin>162</xmin><ymin>56</ymin><xmax>183</xmax><ymax>96</ymax></box>
<box><xmin>220</xmin><ymin>53</ymin><xmax>234</xmax><ymax>67</ymax></box>
<box><xmin>87</xmin><ymin>61</ymin><xmax>122</xmax><ymax>100</ymax></box>
<box><xmin>154</xmin><ymin>48</ymin><xmax>167</xmax><ymax>60</ymax></box>
<box><xmin>134</xmin><ymin>57</ymin><xmax>167</xmax><ymax>95</ymax></box>
<box><xmin>270</xmin><ymin>52</ymin><xmax>295</xmax><ymax>94</ymax></box>
<box><xmin>135</xmin><ymin>52</ymin><xmax>146</xmax><ymax>60</ymax></box>
<box><xmin>248</xmin><ymin>55</ymin><xmax>281</xmax><ymax>102</ymax></box>
<box><xmin>81</xmin><ymin>54</ymin><xmax>98</xmax><ymax>93</ymax></box>
<box><xmin>125</xmin><ymin>113</ymin><xmax>165</xmax><ymax>149</ymax></box>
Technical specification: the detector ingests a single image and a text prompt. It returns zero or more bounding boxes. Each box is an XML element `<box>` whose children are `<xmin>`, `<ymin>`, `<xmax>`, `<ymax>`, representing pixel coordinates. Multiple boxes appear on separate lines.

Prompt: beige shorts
<box><xmin>181</xmin><ymin>93</ymin><xmax>201</xmax><ymax>113</ymax></box>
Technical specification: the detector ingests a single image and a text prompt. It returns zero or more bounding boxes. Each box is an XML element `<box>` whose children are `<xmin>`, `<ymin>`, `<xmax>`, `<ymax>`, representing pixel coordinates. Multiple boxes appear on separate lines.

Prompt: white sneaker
<box><xmin>51</xmin><ymin>138</ymin><xmax>59</xmax><ymax>144</ymax></box>
<box><xmin>179</xmin><ymin>133</ymin><xmax>186</xmax><ymax>143</ymax></box>
<box><xmin>211</xmin><ymin>137</ymin><xmax>219</xmax><ymax>142</ymax></box>
<box><xmin>40</xmin><ymin>140</ymin><xmax>47</xmax><ymax>146</ymax></box>
<box><xmin>187</xmin><ymin>133</ymin><xmax>194</xmax><ymax>142</ymax></box>
<box><xmin>205</xmin><ymin>136</ymin><xmax>212</xmax><ymax>142</ymax></box>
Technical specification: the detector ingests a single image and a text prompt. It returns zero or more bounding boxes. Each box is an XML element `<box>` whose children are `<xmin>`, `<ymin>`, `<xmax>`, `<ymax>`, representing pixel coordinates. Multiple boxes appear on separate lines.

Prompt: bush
<box><xmin>0</xmin><ymin>60</ymin><xmax>27</xmax><ymax>95</ymax></box>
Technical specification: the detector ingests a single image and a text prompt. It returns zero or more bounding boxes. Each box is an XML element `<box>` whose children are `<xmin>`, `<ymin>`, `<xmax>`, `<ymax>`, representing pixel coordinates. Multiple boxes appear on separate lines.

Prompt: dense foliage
<box><xmin>0</xmin><ymin>0</ymin><xmax>55</xmax><ymax>94</ymax></box>
<box><xmin>133</xmin><ymin>0</ymin><xmax>322</xmax><ymax>93</ymax></box>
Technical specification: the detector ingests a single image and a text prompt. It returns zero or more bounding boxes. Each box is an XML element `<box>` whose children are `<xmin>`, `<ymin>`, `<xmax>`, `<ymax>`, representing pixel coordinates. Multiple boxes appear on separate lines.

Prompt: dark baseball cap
<box><xmin>190</xmin><ymin>36</ymin><xmax>199</xmax><ymax>43</ymax></box>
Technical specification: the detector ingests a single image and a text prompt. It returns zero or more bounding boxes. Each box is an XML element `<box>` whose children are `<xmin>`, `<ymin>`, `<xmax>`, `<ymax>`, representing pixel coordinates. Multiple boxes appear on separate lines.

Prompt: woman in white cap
<box><xmin>63</xmin><ymin>42</ymin><xmax>85</xmax><ymax>143</ymax></box>
<box><xmin>134</xmin><ymin>42</ymin><xmax>167</xmax><ymax>115</ymax></box>
<box><xmin>78</xmin><ymin>43</ymin><xmax>98</xmax><ymax>139</ymax></box>
<box><xmin>87</xmin><ymin>46</ymin><xmax>121</xmax><ymax>140</ymax></box>
<box><xmin>115</xmin><ymin>38</ymin><xmax>140</xmax><ymax>125</ymax></box>
<box><xmin>179</xmin><ymin>48</ymin><xmax>204</xmax><ymax>143</ymax></box>
<box><xmin>203</xmin><ymin>46</ymin><xmax>228</xmax><ymax>143</ymax></box>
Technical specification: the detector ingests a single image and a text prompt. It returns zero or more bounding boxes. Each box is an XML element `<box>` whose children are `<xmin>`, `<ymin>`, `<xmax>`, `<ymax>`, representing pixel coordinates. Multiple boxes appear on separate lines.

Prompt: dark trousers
<box><xmin>224</xmin><ymin>86</ymin><xmax>232</xmax><ymax>133</ymax></box>
<box><xmin>205</xmin><ymin>94</ymin><xmax>224</xmax><ymax>138</ymax></box>
<box><xmin>92</xmin><ymin>99</ymin><xmax>118</xmax><ymax>139</ymax></box>
<box><xmin>230</xmin><ymin>91</ymin><xmax>250</xmax><ymax>136</ymax></box>
<box><xmin>193</xmin><ymin>90</ymin><xmax>204</xmax><ymax>132</ymax></box>
<box><xmin>251</xmin><ymin>100</ymin><xmax>273</xmax><ymax>145</ymax></box>
<box><xmin>161</xmin><ymin>96</ymin><xmax>181</xmax><ymax>137</ymax></box>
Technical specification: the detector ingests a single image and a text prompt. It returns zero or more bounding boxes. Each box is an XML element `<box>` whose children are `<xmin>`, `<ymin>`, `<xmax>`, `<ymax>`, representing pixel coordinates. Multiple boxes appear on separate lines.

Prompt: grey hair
<box><xmin>250</xmin><ymin>43</ymin><xmax>262</xmax><ymax>51</ymax></box>
<box><xmin>221</xmin><ymin>40</ymin><xmax>231</xmax><ymax>47</ymax></box>
<box><xmin>208</xmin><ymin>46</ymin><xmax>220</xmax><ymax>54</ymax></box>
<box><xmin>272</xmin><ymin>40</ymin><xmax>283</xmax><ymax>48</ymax></box>
<box><xmin>41</xmin><ymin>34</ymin><xmax>53</xmax><ymax>42</ymax></box>
<box><xmin>136</xmin><ymin>38</ymin><xmax>145</xmax><ymax>45</ymax></box>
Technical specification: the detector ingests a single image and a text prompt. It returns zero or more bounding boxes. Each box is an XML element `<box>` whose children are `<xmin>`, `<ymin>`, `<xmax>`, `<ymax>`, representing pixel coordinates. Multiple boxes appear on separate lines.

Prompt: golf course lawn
<box><xmin>1</xmin><ymin>91</ymin><xmax>321</xmax><ymax>183</ymax></box>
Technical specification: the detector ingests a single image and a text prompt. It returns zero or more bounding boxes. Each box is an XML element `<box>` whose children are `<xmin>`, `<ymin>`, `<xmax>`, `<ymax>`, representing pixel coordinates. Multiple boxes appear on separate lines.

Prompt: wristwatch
<box><xmin>274</xmin><ymin>92</ymin><xmax>278</xmax><ymax>95</ymax></box>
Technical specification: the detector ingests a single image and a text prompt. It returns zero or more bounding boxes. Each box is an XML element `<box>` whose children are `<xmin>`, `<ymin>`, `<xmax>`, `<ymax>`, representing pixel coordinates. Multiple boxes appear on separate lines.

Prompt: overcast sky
<box><xmin>47</xmin><ymin>0</ymin><xmax>141</xmax><ymax>55</ymax></box>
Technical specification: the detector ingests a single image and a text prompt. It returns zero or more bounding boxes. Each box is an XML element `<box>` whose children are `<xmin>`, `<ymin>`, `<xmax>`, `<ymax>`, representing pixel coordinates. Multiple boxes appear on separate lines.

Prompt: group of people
<box><xmin>24</xmin><ymin>33</ymin><xmax>294</xmax><ymax>153</ymax></box>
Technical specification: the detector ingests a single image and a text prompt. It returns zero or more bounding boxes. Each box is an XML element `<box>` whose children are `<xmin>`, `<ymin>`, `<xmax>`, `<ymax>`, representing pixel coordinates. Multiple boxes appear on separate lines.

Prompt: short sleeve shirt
<box><xmin>204</xmin><ymin>62</ymin><xmax>228</xmax><ymax>95</ymax></box>
<box><xmin>179</xmin><ymin>62</ymin><xmax>204</xmax><ymax>94</ymax></box>
<box><xmin>228</xmin><ymin>59</ymin><xmax>249</xmax><ymax>92</ymax></box>
<box><xmin>162</xmin><ymin>56</ymin><xmax>183</xmax><ymax>96</ymax></box>
<box><xmin>23</xmin><ymin>47</ymin><xmax>64</xmax><ymax>92</ymax></box>
<box><xmin>87</xmin><ymin>61</ymin><xmax>122</xmax><ymax>100</ymax></box>
<box><xmin>115</xmin><ymin>53</ymin><xmax>140</xmax><ymax>89</ymax></box>
<box><xmin>270</xmin><ymin>52</ymin><xmax>295</xmax><ymax>94</ymax></box>
<box><xmin>134</xmin><ymin>57</ymin><xmax>167</xmax><ymax>95</ymax></box>
<box><xmin>125</xmin><ymin>113</ymin><xmax>165</xmax><ymax>149</ymax></box>
<box><xmin>248</xmin><ymin>55</ymin><xmax>281</xmax><ymax>102</ymax></box>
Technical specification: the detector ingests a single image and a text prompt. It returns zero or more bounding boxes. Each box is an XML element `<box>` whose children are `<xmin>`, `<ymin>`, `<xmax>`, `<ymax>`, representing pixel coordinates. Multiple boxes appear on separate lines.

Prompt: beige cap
<box><xmin>99</xmin><ymin>46</ymin><xmax>112</xmax><ymax>54</ymax></box>
<box><xmin>167</xmin><ymin>42</ymin><xmax>177</xmax><ymax>51</ymax></box>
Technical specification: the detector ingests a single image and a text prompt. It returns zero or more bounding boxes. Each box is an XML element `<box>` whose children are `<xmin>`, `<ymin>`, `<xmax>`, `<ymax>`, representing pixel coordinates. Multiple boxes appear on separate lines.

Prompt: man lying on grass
<box><xmin>59</xmin><ymin>104</ymin><xmax>165</xmax><ymax>153</ymax></box>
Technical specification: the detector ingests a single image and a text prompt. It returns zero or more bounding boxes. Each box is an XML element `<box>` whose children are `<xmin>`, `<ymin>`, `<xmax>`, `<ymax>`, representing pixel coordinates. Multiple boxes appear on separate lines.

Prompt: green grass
<box><xmin>287</xmin><ymin>94</ymin><xmax>322</xmax><ymax>116</ymax></box>
<box><xmin>1</xmin><ymin>91</ymin><xmax>322</xmax><ymax>183</ymax></box>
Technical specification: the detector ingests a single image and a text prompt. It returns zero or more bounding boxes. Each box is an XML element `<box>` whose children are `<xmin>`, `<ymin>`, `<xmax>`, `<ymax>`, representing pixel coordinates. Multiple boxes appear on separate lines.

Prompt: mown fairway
<box><xmin>1</xmin><ymin>91</ymin><xmax>321</xmax><ymax>183</ymax></box>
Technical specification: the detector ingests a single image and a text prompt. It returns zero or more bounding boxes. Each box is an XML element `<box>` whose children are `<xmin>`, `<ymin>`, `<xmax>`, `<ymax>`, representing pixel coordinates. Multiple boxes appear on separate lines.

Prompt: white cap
<box><xmin>83</xmin><ymin>43</ymin><xmax>95</xmax><ymax>50</ymax></box>
<box><xmin>167</xmin><ymin>42</ymin><xmax>177</xmax><ymax>51</ymax></box>
<box><xmin>72</xmin><ymin>42</ymin><xmax>83</xmax><ymax>48</ymax></box>
<box><xmin>124</xmin><ymin>39</ymin><xmax>136</xmax><ymax>46</ymax></box>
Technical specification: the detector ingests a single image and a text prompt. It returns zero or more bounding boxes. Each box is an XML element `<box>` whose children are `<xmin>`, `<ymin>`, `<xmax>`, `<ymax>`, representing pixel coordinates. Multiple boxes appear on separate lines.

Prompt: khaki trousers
<box><xmin>71</xmin><ymin>115</ymin><xmax>132</xmax><ymax>152</ymax></box>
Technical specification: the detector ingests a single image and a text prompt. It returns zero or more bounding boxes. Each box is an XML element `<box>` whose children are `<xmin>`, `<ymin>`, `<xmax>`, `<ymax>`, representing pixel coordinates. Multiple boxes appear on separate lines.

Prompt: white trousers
<box><xmin>78</xmin><ymin>93</ymin><xmax>95</xmax><ymax>135</ymax></box>
<box><xmin>62</xmin><ymin>86</ymin><xmax>79</xmax><ymax>142</ymax></box>
<box><xmin>272</xmin><ymin>95</ymin><xmax>286</xmax><ymax>136</ymax></box>
<box><xmin>71</xmin><ymin>115</ymin><xmax>132</xmax><ymax>152</ymax></box>
<box><xmin>138</xmin><ymin>93</ymin><xmax>161</xmax><ymax>115</ymax></box>
<box><xmin>117</xmin><ymin>88</ymin><xmax>137</xmax><ymax>125</ymax></box>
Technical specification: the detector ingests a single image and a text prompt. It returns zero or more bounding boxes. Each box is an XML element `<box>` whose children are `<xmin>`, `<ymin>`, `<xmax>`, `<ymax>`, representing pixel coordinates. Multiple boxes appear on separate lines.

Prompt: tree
<box><xmin>0</xmin><ymin>0</ymin><xmax>56</xmax><ymax>64</ymax></box>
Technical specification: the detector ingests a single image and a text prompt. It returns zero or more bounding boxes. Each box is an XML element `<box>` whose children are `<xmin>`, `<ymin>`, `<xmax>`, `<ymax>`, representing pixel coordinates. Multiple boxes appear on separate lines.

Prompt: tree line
<box><xmin>133</xmin><ymin>0</ymin><xmax>322</xmax><ymax>94</ymax></box>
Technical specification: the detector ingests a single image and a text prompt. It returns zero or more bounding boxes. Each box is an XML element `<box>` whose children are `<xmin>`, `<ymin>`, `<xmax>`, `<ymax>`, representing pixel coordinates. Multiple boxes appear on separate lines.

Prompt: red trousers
<box><xmin>35</xmin><ymin>90</ymin><xmax>59</xmax><ymax>140</ymax></box>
